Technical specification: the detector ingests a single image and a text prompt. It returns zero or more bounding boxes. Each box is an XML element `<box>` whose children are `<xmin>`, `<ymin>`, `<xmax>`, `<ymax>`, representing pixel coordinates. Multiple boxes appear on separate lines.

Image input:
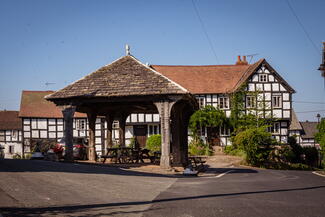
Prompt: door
<box><xmin>133</xmin><ymin>125</ymin><xmax>148</xmax><ymax>148</ymax></box>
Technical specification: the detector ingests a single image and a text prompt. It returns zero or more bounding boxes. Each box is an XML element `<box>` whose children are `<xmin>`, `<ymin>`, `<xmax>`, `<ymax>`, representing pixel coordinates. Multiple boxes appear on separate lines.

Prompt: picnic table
<box><xmin>188</xmin><ymin>156</ymin><xmax>207</xmax><ymax>168</ymax></box>
<box><xmin>101</xmin><ymin>147</ymin><xmax>159</xmax><ymax>164</ymax></box>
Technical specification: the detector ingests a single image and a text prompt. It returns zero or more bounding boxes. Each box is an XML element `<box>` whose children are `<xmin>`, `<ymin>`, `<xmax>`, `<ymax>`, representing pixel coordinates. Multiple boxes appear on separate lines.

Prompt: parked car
<box><xmin>54</xmin><ymin>137</ymin><xmax>88</xmax><ymax>160</ymax></box>
<box><xmin>0</xmin><ymin>145</ymin><xmax>5</xmax><ymax>159</ymax></box>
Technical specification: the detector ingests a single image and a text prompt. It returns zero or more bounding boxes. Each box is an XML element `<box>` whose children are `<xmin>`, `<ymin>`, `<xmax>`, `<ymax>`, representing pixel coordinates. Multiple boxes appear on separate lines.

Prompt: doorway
<box><xmin>133</xmin><ymin>125</ymin><xmax>148</xmax><ymax>148</ymax></box>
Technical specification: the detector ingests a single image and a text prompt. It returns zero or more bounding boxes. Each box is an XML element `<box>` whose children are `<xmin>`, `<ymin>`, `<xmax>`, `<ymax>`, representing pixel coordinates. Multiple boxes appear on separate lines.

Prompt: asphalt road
<box><xmin>1</xmin><ymin>159</ymin><xmax>325</xmax><ymax>217</ymax></box>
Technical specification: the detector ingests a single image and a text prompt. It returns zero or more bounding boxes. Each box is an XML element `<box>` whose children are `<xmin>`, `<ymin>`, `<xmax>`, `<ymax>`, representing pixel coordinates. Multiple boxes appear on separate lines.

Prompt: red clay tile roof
<box><xmin>46</xmin><ymin>55</ymin><xmax>188</xmax><ymax>100</ymax></box>
<box><xmin>0</xmin><ymin>111</ymin><xmax>22</xmax><ymax>130</ymax></box>
<box><xmin>152</xmin><ymin>58</ymin><xmax>295</xmax><ymax>94</ymax></box>
<box><xmin>19</xmin><ymin>91</ymin><xmax>86</xmax><ymax>118</ymax></box>
<box><xmin>151</xmin><ymin>64</ymin><xmax>250</xmax><ymax>94</ymax></box>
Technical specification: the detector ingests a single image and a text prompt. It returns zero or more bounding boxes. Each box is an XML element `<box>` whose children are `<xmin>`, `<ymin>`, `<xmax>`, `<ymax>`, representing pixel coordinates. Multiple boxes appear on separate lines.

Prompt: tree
<box><xmin>189</xmin><ymin>105</ymin><xmax>227</xmax><ymax>137</ymax></box>
<box><xmin>232</xmin><ymin>126</ymin><xmax>276</xmax><ymax>166</ymax></box>
<box><xmin>315</xmin><ymin>119</ymin><xmax>325</xmax><ymax>160</ymax></box>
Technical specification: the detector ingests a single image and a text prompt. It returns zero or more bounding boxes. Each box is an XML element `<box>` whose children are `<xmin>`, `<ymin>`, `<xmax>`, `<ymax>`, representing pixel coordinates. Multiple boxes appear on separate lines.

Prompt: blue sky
<box><xmin>0</xmin><ymin>0</ymin><xmax>324</xmax><ymax>121</ymax></box>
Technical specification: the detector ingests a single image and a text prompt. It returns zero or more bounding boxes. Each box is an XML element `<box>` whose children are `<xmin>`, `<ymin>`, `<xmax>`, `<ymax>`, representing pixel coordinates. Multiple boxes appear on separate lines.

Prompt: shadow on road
<box><xmin>1</xmin><ymin>185</ymin><xmax>324</xmax><ymax>216</ymax></box>
<box><xmin>0</xmin><ymin>159</ymin><xmax>257</xmax><ymax>178</ymax></box>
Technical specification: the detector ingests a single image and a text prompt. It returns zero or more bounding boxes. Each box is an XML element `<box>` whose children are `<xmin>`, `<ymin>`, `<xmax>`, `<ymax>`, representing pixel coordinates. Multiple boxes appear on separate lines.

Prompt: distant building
<box><xmin>0</xmin><ymin>111</ymin><xmax>22</xmax><ymax>158</ymax></box>
<box><xmin>289</xmin><ymin>111</ymin><xmax>319</xmax><ymax>146</ymax></box>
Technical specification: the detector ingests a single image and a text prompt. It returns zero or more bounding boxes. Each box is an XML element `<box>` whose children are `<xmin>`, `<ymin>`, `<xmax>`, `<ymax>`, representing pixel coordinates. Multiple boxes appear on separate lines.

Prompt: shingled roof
<box><xmin>19</xmin><ymin>91</ymin><xmax>86</xmax><ymax>118</ymax></box>
<box><xmin>300</xmin><ymin>121</ymin><xmax>319</xmax><ymax>139</ymax></box>
<box><xmin>0</xmin><ymin>111</ymin><xmax>22</xmax><ymax>130</ymax></box>
<box><xmin>289</xmin><ymin>110</ymin><xmax>303</xmax><ymax>130</ymax></box>
<box><xmin>152</xmin><ymin>58</ymin><xmax>295</xmax><ymax>94</ymax></box>
<box><xmin>46</xmin><ymin>55</ymin><xmax>188</xmax><ymax>100</ymax></box>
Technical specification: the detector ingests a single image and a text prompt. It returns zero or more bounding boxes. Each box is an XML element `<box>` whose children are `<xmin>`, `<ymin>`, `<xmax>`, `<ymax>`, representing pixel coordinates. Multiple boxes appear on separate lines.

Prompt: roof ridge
<box><xmin>45</xmin><ymin>55</ymin><xmax>127</xmax><ymax>99</ymax></box>
<box><xmin>23</xmin><ymin>90</ymin><xmax>55</xmax><ymax>93</ymax></box>
<box><xmin>129</xmin><ymin>56</ymin><xmax>189</xmax><ymax>93</ymax></box>
<box><xmin>151</xmin><ymin>64</ymin><xmax>251</xmax><ymax>67</ymax></box>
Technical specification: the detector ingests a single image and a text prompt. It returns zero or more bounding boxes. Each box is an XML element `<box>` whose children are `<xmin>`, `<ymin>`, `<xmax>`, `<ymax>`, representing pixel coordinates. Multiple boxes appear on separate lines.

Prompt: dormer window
<box><xmin>259</xmin><ymin>74</ymin><xmax>268</xmax><ymax>82</ymax></box>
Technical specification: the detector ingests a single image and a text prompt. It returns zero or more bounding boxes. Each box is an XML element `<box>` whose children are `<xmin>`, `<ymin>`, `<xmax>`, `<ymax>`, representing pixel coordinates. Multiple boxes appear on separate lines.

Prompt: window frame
<box><xmin>272</xmin><ymin>95</ymin><xmax>282</xmax><ymax>108</ymax></box>
<box><xmin>197</xmin><ymin>97</ymin><xmax>205</xmax><ymax>108</ymax></box>
<box><xmin>246</xmin><ymin>96</ymin><xmax>256</xmax><ymax>108</ymax></box>
<box><xmin>259</xmin><ymin>74</ymin><xmax>268</xmax><ymax>82</ymax></box>
<box><xmin>268</xmin><ymin>122</ymin><xmax>280</xmax><ymax>134</ymax></box>
<box><xmin>76</xmin><ymin>119</ymin><xmax>86</xmax><ymax>131</ymax></box>
<box><xmin>218</xmin><ymin>97</ymin><xmax>229</xmax><ymax>109</ymax></box>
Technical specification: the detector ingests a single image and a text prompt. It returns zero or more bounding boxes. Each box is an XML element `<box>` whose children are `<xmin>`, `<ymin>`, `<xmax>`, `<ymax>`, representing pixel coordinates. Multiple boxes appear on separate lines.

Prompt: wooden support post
<box><xmin>62</xmin><ymin>106</ymin><xmax>76</xmax><ymax>162</ymax></box>
<box><xmin>105</xmin><ymin>114</ymin><xmax>114</xmax><ymax>149</ymax></box>
<box><xmin>154</xmin><ymin>101</ymin><xmax>175</xmax><ymax>169</ymax></box>
<box><xmin>117</xmin><ymin>114</ymin><xmax>127</xmax><ymax>147</ymax></box>
<box><xmin>87</xmin><ymin>111</ymin><xmax>97</xmax><ymax>161</ymax></box>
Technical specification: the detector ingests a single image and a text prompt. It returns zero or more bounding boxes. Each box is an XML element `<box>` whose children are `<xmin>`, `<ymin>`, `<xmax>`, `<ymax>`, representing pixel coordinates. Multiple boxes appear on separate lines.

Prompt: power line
<box><xmin>293</xmin><ymin>100</ymin><xmax>325</xmax><ymax>104</ymax></box>
<box><xmin>191</xmin><ymin>0</ymin><xmax>219</xmax><ymax>63</ymax></box>
<box><xmin>295</xmin><ymin>109</ymin><xmax>325</xmax><ymax>114</ymax></box>
<box><xmin>285</xmin><ymin>0</ymin><xmax>321</xmax><ymax>56</ymax></box>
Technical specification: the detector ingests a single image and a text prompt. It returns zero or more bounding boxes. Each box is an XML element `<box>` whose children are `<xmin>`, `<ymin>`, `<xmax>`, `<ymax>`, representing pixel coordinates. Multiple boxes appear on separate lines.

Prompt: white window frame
<box><xmin>112</xmin><ymin>120</ymin><xmax>119</xmax><ymax>129</ymax></box>
<box><xmin>76</xmin><ymin>119</ymin><xmax>86</xmax><ymax>131</ymax></box>
<box><xmin>11</xmin><ymin>130</ymin><xmax>17</xmax><ymax>139</ymax></box>
<box><xmin>259</xmin><ymin>74</ymin><xmax>268</xmax><ymax>82</ymax></box>
<box><xmin>197</xmin><ymin>97</ymin><xmax>205</xmax><ymax>108</ymax></box>
<box><xmin>220</xmin><ymin>125</ymin><xmax>230</xmax><ymax>136</ymax></box>
<box><xmin>246</xmin><ymin>96</ymin><xmax>256</xmax><ymax>108</ymax></box>
<box><xmin>148</xmin><ymin>124</ymin><xmax>160</xmax><ymax>136</ymax></box>
<box><xmin>272</xmin><ymin>95</ymin><xmax>282</xmax><ymax>108</ymax></box>
<box><xmin>218</xmin><ymin>97</ymin><xmax>229</xmax><ymax>109</ymax></box>
<box><xmin>268</xmin><ymin>122</ymin><xmax>280</xmax><ymax>134</ymax></box>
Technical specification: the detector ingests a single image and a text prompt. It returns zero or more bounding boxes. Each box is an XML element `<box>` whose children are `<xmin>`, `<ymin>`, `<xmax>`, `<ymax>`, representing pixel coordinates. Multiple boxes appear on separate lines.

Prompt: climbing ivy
<box><xmin>189</xmin><ymin>105</ymin><xmax>227</xmax><ymax>136</ymax></box>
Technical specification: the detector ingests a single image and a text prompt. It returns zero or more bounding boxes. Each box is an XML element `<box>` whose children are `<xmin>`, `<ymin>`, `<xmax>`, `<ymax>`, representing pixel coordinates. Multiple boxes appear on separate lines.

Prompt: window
<box><xmin>268</xmin><ymin>122</ymin><xmax>280</xmax><ymax>134</ymax></box>
<box><xmin>220</xmin><ymin>125</ymin><xmax>230</xmax><ymax>136</ymax></box>
<box><xmin>272</xmin><ymin>95</ymin><xmax>282</xmax><ymax>108</ymax></box>
<box><xmin>148</xmin><ymin>124</ymin><xmax>160</xmax><ymax>136</ymax></box>
<box><xmin>246</xmin><ymin>96</ymin><xmax>256</xmax><ymax>108</ymax></box>
<box><xmin>219</xmin><ymin>97</ymin><xmax>229</xmax><ymax>109</ymax></box>
<box><xmin>76</xmin><ymin>120</ymin><xmax>86</xmax><ymax>130</ymax></box>
<box><xmin>112</xmin><ymin>121</ymin><xmax>119</xmax><ymax>129</ymax></box>
<box><xmin>259</xmin><ymin>74</ymin><xmax>268</xmax><ymax>82</ymax></box>
<box><xmin>11</xmin><ymin>130</ymin><xmax>17</xmax><ymax>139</ymax></box>
<box><xmin>197</xmin><ymin>97</ymin><xmax>205</xmax><ymax>108</ymax></box>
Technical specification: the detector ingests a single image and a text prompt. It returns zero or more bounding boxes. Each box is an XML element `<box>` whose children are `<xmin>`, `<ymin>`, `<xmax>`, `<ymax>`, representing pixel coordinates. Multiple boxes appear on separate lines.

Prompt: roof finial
<box><xmin>125</xmin><ymin>44</ymin><xmax>130</xmax><ymax>55</ymax></box>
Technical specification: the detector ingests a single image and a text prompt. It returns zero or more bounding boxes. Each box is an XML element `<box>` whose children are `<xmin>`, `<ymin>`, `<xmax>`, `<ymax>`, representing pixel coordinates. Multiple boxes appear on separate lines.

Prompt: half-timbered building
<box><xmin>289</xmin><ymin>112</ymin><xmax>319</xmax><ymax>147</ymax></box>
<box><xmin>19</xmin><ymin>54</ymin><xmax>296</xmax><ymax>159</ymax></box>
<box><xmin>0</xmin><ymin>110</ymin><xmax>22</xmax><ymax>158</ymax></box>
<box><xmin>151</xmin><ymin>56</ymin><xmax>295</xmax><ymax>145</ymax></box>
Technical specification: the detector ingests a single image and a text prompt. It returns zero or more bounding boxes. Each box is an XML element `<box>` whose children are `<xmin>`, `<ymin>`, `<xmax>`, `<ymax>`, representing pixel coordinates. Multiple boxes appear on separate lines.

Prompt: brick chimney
<box><xmin>236</xmin><ymin>55</ymin><xmax>248</xmax><ymax>65</ymax></box>
<box><xmin>236</xmin><ymin>55</ymin><xmax>241</xmax><ymax>65</ymax></box>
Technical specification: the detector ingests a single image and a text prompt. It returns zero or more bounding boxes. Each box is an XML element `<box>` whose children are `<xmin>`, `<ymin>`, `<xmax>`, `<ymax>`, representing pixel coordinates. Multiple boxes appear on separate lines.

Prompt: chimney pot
<box><xmin>236</xmin><ymin>55</ymin><xmax>242</xmax><ymax>65</ymax></box>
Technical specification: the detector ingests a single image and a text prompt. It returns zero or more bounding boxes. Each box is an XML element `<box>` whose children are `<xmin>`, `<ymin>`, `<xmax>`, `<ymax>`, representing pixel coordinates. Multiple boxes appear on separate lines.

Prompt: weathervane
<box><xmin>126</xmin><ymin>44</ymin><xmax>130</xmax><ymax>55</ymax></box>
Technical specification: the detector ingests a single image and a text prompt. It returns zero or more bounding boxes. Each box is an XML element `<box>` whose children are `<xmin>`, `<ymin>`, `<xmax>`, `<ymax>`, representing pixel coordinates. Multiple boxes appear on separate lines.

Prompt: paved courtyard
<box><xmin>1</xmin><ymin>159</ymin><xmax>325</xmax><ymax>217</ymax></box>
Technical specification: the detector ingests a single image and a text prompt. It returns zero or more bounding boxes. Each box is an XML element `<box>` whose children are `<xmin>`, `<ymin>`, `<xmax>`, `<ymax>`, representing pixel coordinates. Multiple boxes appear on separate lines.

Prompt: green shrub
<box><xmin>224</xmin><ymin>145</ymin><xmax>246</xmax><ymax>158</ymax></box>
<box><xmin>302</xmin><ymin>146</ymin><xmax>319</xmax><ymax>167</ymax></box>
<box><xmin>146</xmin><ymin>134</ymin><xmax>161</xmax><ymax>153</ymax></box>
<box><xmin>287</xmin><ymin>136</ymin><xmax>303</xmax><ymax>163</ymax></box>
<box><xmin>289</xmin><ymin>163</ymin><xmax>312</xmax><ymax>170</ymax></box>
<box><xmin>233</xmin><ymin>126</ymin><xmax>275</xmax><ymax>167</ymax></box>
<box><xmin>13</xmin><ymin>153</ymin><xmax>22</xmax><ymax>159</ymax></box>
<box><xmin>23</xmin><ymin>153</ymin><xmax>32</xmax><ymax>159</ymax></box>
<box><xmin>188</xmin><ymin>138</ymin><xmax>212</xmax><ymax>156</ymax></box>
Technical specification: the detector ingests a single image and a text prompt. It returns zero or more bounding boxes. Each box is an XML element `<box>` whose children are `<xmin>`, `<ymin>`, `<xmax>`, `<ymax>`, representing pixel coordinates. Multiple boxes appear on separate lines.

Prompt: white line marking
<box><xmin>215</xmin><ymin>170</ymin><xmax>235</xmax><ymax>178</ymax></box>
<box><xmin>312</xmin><ymin>171</ymin><xmax>325</xmax><ymax>177</ymax></box>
